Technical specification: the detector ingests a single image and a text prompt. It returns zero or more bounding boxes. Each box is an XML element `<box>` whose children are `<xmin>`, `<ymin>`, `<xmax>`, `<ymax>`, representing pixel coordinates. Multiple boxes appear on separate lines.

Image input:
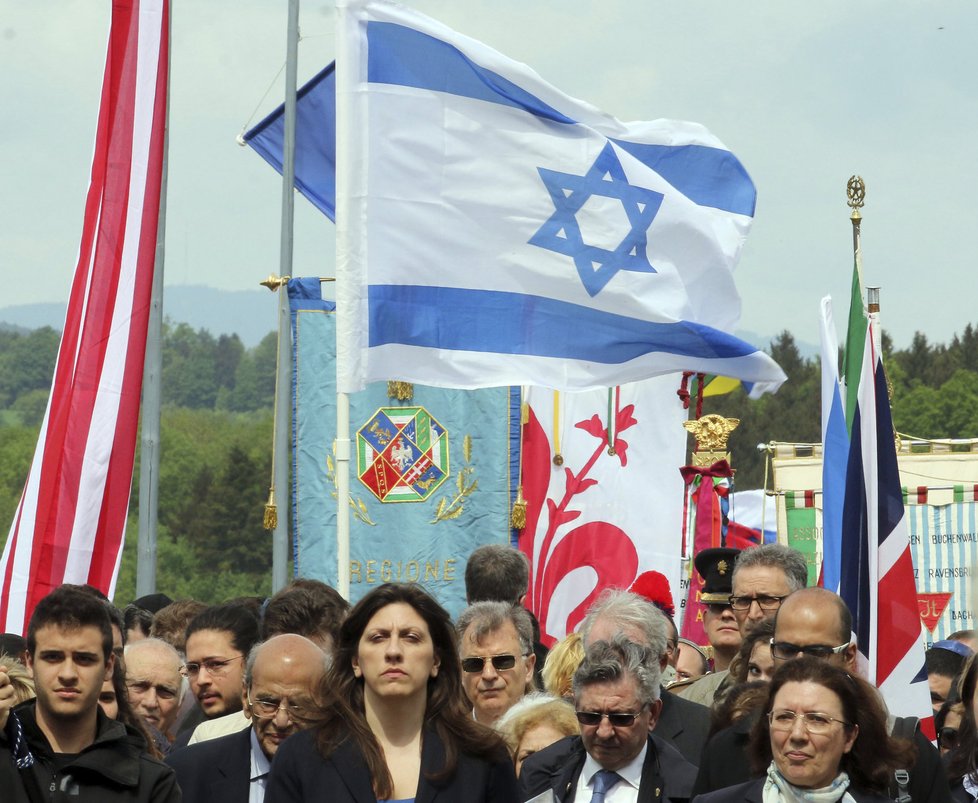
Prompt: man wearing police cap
<box><xmin>673</xmin><ymin>547</ymin><xmax>740</xmax><ymax>706</ymax></box>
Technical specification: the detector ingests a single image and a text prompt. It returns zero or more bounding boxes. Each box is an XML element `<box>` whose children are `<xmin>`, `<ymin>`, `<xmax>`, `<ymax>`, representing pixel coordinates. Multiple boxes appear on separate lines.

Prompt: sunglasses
<box><xmin>461</xmin><ymin>654</ymin><xmax>520</xmax><ymax>673</ymax></box>
<box><xmin>770</xmin><ymin>640</ymin><xmax>850</xmax><ymax>661</ymax></box>
<box><xmin>575</xmin><ymin>708</ymin><xmax>646</xmax><ymax>728</ymax></box>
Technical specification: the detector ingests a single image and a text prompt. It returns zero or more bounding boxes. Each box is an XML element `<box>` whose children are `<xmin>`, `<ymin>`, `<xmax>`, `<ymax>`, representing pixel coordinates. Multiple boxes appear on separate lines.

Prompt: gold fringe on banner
<box><xmin>510</xmin><ymin>486</ymin><xmax>527</xmax><ymax>530</ymax></box>
<box><xmin>387</xmin><ymin>380</ymin><xmax>414</xmax><ymax>401</ymax></box>
<box><xmin>263</xmin><ymin>488</ymin><xmax>278</xmax><ymax>530</ymax></box>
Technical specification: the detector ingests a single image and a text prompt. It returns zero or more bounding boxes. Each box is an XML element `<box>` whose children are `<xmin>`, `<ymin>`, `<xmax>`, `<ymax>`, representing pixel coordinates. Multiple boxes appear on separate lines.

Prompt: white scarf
<box><xmin>762</xmin><ymin>762</ymin><xmax>857</xmax><ymax>803</ymax></box>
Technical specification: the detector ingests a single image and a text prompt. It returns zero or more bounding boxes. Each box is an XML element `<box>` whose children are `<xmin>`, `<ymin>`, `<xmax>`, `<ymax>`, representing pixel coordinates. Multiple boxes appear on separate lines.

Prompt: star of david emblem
<box><xmin>356</xmin><ymin>406</ymin><xmax>449</xmax><ymax>503</ymax></box>
<box><xmin>529</xmin><ymin>141</ymin><xmax>664</xmax><ymax>297</ymax></box>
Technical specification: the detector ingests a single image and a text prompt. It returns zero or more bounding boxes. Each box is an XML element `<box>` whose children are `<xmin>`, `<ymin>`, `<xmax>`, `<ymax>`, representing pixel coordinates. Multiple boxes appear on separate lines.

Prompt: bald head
<box><xmin>773</xmin><ymin>588</ymin><xmax>856</xmax><ymax>670</ymax></box>
<box><xmin>124</xmin><ymin>637</ymin><xmax>185</xmax><ymax>737</ymax></box>
<box><xmin>244</xmin><ymin>634</ymin><xmax>327</xmax><ymax>759</ymax></box>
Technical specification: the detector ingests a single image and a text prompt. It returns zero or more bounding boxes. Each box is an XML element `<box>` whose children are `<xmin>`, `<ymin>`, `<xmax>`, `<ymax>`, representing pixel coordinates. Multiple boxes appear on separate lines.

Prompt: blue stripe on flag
<box><xmin>874</xmin><ymin>363</ymin><xmax>904</xmax><ymax>548</ymax></box>
<box><xmin>610</xmin><ymin>139</ymin><xmax>756</xmax><ymax>217</ymax></box>
<box><xmin>366</xmin><ymin>22</ymin><xmax>575</xmax><ymax>125</ymax></box>
<box><xmin>366</xmin><ymin>22</ymin><xmax>755</xmax><ymax>216</ymax></box>
<box><xmin>368</xmin><ymin>285</ymin><xmax>759</xmax><ymax>363</ymax></box>
<box><xmin>245</xmin><ymin>64</ymin><xmax>337</xmax><ymax>221</ymax></box>
<box><xmin>840</xmin><ymin>400</ymin><xmax>872</xmax><ymax>655</ymax></box>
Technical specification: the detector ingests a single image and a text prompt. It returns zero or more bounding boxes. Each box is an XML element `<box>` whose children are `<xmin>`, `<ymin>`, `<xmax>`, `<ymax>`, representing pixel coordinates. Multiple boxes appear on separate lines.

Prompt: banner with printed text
<box><xmin>290</xmin><ymin>279</ymin><xmax>515</xmax><ymax>617</ymax></box>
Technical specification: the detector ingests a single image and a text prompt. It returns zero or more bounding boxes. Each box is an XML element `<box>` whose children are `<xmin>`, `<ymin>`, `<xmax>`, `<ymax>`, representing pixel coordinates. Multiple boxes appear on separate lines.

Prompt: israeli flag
<box><xmin>335</xmin><ymin>0</ymin><xmax>786</xmax><ymax>394</ymax></box>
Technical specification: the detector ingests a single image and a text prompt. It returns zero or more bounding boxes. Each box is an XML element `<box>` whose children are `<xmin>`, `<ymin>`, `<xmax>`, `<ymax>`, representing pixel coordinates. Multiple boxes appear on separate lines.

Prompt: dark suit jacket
<box><xmin>519</xmin><ymin>733</ymin><xmax>697</xmax><ymax>803</ymax></box>
<box><xmin>692</xmin><ymin>778</ymin><xmax>893</xmax><ymax>803</ymax></box>
<box><xmin>656</xmin><ymin>689</ymin><xmax>711</xmax><ymax>768</ymax></box>
<box><xmin>265</xmin><ymin>727</ymin><xmax>519</xmax><ymax>803</ymax></box>
<box><xmin>166</xmin><ymin>727</ymin><xmax>252</xmax><ymax>803</ymax></box>
<box><xmin>692</xmin><ymin>715</ymin><xmax>952</xmax><ymax>803</ymax></box>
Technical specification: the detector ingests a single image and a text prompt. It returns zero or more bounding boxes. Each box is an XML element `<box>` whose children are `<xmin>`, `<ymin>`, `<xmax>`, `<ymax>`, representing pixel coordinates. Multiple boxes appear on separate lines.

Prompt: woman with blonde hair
<box><xmin>495</xmin><ymin>692</ymin><xmax>579</xmax><ymax>776</ymax></box>
<box><xmin>541</xmin><ymin>632</ymin><xmax>584</xmax><ymax>700</ymax></box>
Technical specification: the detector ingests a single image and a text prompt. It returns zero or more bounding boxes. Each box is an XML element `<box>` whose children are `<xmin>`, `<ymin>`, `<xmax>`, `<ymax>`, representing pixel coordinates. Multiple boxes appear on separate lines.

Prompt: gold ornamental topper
<box><xmin>683</xmin><ymin>414</ymin><xmax>740</xmax><ymax>452</ymax></box>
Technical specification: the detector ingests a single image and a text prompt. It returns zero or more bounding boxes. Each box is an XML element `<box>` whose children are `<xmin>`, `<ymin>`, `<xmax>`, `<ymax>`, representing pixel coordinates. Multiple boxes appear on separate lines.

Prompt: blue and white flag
<box><xmin>289</xmin><ymin>278</ymin><xmax>516</xmax><ymax>616</ymax></box>
<box><xmin>334</xmin><ymin>0</ymin><xmax>785</xmax><ymax>394</ymax></box>
<box><xmin>819</xmin><ymin>296</ymin><xmax>848</xmax><ymax>592</ymax></box>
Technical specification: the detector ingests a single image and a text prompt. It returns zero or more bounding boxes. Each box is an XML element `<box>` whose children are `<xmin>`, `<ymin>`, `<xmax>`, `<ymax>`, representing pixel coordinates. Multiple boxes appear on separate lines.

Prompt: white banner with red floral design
<box><xmin>519</xmin><ymin>379</ymin><xmax>688</xmax><ymax>646</ymax></box>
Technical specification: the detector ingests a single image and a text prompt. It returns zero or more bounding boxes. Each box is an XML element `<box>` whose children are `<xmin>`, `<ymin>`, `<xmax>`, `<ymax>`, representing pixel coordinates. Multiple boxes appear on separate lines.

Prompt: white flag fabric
<box><xmin>519</xmin><ymin>380</ymin><xmax>686</xmax><ymax>645</ymax></box>
<box><xmin>335</xmin><ymin>0</ymin><xmax>786</xmax><ymax>394</ymax></box>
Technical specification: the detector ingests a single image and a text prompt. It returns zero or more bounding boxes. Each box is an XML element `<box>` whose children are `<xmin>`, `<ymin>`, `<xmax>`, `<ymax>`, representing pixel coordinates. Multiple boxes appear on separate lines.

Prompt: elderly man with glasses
<box><xmin>520</xmin><ymin>636</ymin><xmax>696</xmax><ymax>803</ymax></box>
<box><xmin>167</xmin><ymin>634</ymin><xmax>326</xmax><ymax>803</ymax></box>
<box><xmin>693</xmin><ymin>587</ymin><xmax>952</xmax><ymax>803</ymax></box>
<box><xmin>456</xmin><ymin>601</ymin><xmax>537</xmax><ymax>726</ymax></box>
<box><xmin>677</xmin><ymin>544</ymin><xmax>808</xmax><ymax>708</ymax></box>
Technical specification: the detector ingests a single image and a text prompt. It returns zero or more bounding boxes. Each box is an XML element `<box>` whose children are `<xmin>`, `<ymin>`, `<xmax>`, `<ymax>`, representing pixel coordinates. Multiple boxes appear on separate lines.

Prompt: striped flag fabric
<box><xmin>332</xmin><ymin>0</ymin><xmax>786</xmax><ymax>394</ymax></box>
<box><xmin>839</xmin><ymin>319</ymin><xmax>932</xmax><ymax>728</ymax></box>
<box><xmin>819</xmin><ymin>295</ymin><xmax>849</xmax><ymax>592</ymax></box>
<box><xmin>0</xmin><ymin>0</ymin><xmax>168</xmax><ymax>633</ymax></box>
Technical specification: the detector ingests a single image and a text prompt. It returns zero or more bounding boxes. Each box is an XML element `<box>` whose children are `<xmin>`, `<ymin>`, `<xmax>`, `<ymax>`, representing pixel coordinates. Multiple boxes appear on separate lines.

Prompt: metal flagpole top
<box><xmin>847</xmin><ymin>175</ymin><xmax>865</xmax><ymax>223</ymax></box>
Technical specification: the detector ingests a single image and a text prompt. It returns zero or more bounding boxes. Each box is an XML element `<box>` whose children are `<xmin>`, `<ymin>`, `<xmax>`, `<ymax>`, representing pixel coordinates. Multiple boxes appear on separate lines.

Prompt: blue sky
<box><xmin>2</xmin><ymin>1</ymin><xmax>976</xmax><ymax>349</ymax></box>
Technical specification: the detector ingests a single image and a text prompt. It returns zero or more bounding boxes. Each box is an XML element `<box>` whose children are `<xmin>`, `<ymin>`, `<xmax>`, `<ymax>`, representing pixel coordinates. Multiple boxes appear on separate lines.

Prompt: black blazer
<box><xmin>265</xmin><ymin>727</ymin><xmax>519</xmax><ymax>803</ymax></box>
<box><xmin>692</xmin><ymin>778</ymin><xmax>893</xmax><ymax>803</ymax></box>
<box><xmin>166</xmin><ymin>727</ymin><xmax>252</xmax><ymax>803</ymax></box>
<box><xmin>519</xmin><ymin>733</ymin><xmax>697</xmax><ymax>803</ymax></box>
<box><xmin>693</xmin><ymin>715</ymin><xmax>952</xmax><ymax>803</ymax></box>
<box><xmin>656</xmin><ymin>689</ymin><xmax>711</xmax><ymax>768</ymax></box>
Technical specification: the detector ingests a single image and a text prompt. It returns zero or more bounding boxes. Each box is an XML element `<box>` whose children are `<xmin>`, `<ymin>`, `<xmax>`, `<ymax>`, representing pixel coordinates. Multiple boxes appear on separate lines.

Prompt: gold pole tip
<box><xmin>846</xmin><ymin>176</ymin><xmax>866</xmax><ymax>212</ymax></box>
<box><xmin>260</xmin><ymin>275</ymin><xmax>286</xmax><ymax>291</ymax></box>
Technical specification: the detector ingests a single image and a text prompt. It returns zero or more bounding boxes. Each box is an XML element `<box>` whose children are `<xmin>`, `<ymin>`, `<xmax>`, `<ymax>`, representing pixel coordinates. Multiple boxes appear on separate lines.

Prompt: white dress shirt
<box><xmin>575</xmin><ymin>743</ymin><xmax>647</xmax><ymax>803</ymax></box>
<box><xmin>248</xmin><ymin>728</ymin><xmax>271</xmax><ymax>803</ymax></box>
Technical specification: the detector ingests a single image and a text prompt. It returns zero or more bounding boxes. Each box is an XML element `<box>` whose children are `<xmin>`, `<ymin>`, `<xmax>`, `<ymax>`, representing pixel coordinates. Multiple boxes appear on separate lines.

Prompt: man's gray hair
<box><xmin>732</xmin><ymin>544</ymin><xmax>809</xmax><ymax>592</ymax></box>
<box><xmin>572</xmin><ymin>635</ymin><xmax>661</xmax><ymax>706</ymax></box>
<box><xmin>124</xmin><ymin>636</ymin><xmax>189</xmax><ymax>704</ymax></box>
<box><xmin>456</xmin><ymin>601</ymin><xmax>534</xmax><ymax>656</ymax></box>
<box><xmin>579</xmin><ymin>589</ymin><xmax>668</xmax><ymax>662</ymax></box>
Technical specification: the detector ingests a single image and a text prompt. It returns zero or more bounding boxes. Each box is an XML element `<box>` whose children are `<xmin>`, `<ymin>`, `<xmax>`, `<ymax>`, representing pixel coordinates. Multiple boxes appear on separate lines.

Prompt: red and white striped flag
<box><xmin>0</xmin><ymin>0</ymin><xmax>168</xmax><ymax>633</ymax></box>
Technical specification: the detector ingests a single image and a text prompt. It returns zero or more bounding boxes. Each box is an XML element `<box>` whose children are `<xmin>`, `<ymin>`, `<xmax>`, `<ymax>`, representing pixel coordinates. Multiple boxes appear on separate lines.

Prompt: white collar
<box><xmin>249</xmin><ymin>728</ymin><xmax>271</xmax><ymax>781</ymax></box>
<box><xmin>582</xmin><ymin>741</ymin><xmax>648</xmax><ymax>792</ymax></box>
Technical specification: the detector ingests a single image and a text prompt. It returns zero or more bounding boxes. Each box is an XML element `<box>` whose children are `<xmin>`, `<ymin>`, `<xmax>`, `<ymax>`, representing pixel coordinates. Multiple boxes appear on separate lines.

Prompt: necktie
<box><xmin>589</xmin><ymin>769</ymin><xmax>620</xmax><ymax>803</ymax></box>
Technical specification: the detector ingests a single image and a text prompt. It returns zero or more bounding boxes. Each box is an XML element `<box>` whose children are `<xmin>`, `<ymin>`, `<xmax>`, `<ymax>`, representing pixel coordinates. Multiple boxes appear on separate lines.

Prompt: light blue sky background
<box><xmin>2</xmin><ymin>1</ymin><xmax>975</xmax><ymax>349</ymax></box>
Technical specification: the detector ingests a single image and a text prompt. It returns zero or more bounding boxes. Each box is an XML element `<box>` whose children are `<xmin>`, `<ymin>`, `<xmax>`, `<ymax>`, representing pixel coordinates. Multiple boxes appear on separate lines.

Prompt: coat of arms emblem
<box><xmin>356</xmin><ymin>406</ymin><xmax>450</xmax><ymax>502</ymax></box>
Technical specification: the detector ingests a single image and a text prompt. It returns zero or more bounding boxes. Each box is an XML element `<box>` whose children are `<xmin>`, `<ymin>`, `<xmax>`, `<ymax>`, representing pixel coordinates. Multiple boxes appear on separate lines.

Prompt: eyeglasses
<box><xmin>247</xmin><ymin>691</ymin><xmax>313</xmax><ymax>723</ymax></box>
<box><xmin>461</xmin><ymin>654</ymin><xmax>522</xmax><ymax>673</ymax></box>
<box><xmin>184</xmin><ymin>655</ymin><xmax>243</xmax><ymax>678</ymax></box>
<box><xmin>126</xmin><ymin>680</ymin><xmax>178</xmax><ymax>701</ymax></box>
<box><xmin>729</xmin><ymin>594</ymin><xmax>787</xmax><ymax>612</ymax></box>
<box><xmin>770</xmin><ymin>640</ymin><xmax>850</xmax><ymax>661</ymax></box>
<box><xmin>938</xmin><ymin>727</ymin><xmax>960</xmax><ymax>751</ymax></box>
<box><xmin>576</xmin><ymin>707</ymin><xmax>647</xmax><ymax>728</ymax></box>
<box><xmin>768</xmin><ymin>709</ymin><xmax>851</xmax><ymax>734</ymax></box>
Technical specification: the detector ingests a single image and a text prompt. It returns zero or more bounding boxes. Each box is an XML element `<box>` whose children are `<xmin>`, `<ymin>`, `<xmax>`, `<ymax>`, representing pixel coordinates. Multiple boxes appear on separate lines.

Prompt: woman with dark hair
<box><xmin>946</xmin><ymin>654</ymin><xmax>978</xmax><ymax>799</ymax></box>
<box><xmin>693</xmin><ymin>657</ymin><xmax>915</xmax><ymax>803</ymax></box>
<box><xmin>266</xmin><ymin>583</ymin><xmax>519</xmax><ymax>802</ymax></box>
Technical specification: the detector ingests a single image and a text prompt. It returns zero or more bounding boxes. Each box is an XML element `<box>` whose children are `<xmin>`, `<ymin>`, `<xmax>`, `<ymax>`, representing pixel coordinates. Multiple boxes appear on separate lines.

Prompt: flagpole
<box><xmin>269</xmin><ymin>0</ymin><xmax>301</xmax><ymax>594</ymax></box>
<box><xmin>136</xmin><ymin>1</ymin><xmax>172</xmax><ymax>598</ymax></box>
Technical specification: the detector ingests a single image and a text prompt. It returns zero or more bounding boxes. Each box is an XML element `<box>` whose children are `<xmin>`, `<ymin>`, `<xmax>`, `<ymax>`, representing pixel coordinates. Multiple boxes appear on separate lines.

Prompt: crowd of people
<box><xmin>0</xmin><ymin>542</ymin><xmax>975</xmax><ymax>802</ymax></box>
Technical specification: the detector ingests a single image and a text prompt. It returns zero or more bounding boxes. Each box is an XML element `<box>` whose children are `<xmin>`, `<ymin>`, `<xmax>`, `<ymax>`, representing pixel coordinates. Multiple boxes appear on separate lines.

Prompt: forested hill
<box><xmin>2</xmin><ymin>322</ymin><xmax>978</xmax><ymax>602</ymax></box>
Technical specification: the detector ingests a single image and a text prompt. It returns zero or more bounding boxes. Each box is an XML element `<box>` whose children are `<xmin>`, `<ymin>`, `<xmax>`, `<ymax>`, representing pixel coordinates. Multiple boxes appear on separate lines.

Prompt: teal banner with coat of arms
<box><xmin>289</xmin><ymin>279</ymin><xmax>517</xmax><ymax>616</ymax></box>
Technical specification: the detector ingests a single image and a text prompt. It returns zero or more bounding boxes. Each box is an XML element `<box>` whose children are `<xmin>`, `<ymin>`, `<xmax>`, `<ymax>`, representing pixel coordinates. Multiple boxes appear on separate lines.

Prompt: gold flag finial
<box><xmin>847</xmin><ymin>175</ymin><xmax>865</xmax><ymax>221</ymax></box>
<box><xmin>683</xmin><ymin>414</ymin><xmax>739</xmax><ymax>452</ymax></box>
<box><xmin>260</xmin><ymin>274</ymin><xmax>289</xmax><ymax>291</ymax></box>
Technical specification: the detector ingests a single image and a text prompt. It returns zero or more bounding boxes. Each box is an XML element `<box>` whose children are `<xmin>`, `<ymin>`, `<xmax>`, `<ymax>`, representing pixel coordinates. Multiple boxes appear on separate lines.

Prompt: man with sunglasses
<box><xmin>694</xmin><ymin>588</ymin><xmax>951</xmax><ymax>803</ymax></box>
<box><xmin>677</xmin><ymin>544</ymin><xmax>808</xmax><ymax>707</ymax></box>
<box><xmin>167</xmin><ymin>634</ymin><xmax>326</xmax><ymax>803</ymax></box>
<box><xmin>520</xmin><ymin>637</ymin><xmax>696</xmax><ymax>803</ymax></box>
<box><xmin>456</xmin><ymin>601</ymin><xmax>537</xmax><ymax>726</ymax></box>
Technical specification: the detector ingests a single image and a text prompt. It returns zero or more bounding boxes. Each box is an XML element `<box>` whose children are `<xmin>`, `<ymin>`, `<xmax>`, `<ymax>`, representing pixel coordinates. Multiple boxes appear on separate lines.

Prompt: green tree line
<box><xmin>3</xmin><ymin>321</ymin><xmax>978</xmax><ymax>603</ymax></box>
